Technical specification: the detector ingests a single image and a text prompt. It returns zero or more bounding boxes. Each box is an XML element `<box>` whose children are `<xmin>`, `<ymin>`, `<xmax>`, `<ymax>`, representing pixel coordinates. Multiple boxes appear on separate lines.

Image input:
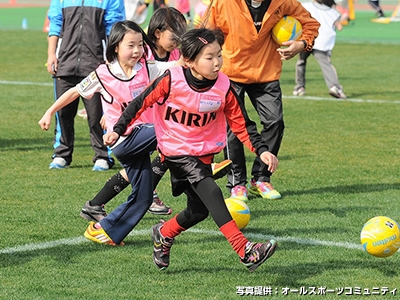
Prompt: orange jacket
<box><xmin>205</xmin><ymin>0</ymin><xmax>320</xmax><ymax>84</ymax></box>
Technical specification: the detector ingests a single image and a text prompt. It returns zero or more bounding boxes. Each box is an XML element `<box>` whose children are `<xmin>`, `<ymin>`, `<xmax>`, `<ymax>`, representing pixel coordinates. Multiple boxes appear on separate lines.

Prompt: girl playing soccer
<box><xmin>104</xmin><ymin>28</ymin><xmax>278</xmax><ymax>272</ymax></box>
<box><xmin>77</xmin><ymin>7</ymin><xmax>188</xmax><ymax>220</ymax></box>
<box><xmin>38</xmin><ymin>20</ymin><xmax>183</xmax><ymax>246</ymax></box>
<box><xmin>85</xmin><ymin>7</ymin><xmax>231</xmax><ymax>219</ymax></box>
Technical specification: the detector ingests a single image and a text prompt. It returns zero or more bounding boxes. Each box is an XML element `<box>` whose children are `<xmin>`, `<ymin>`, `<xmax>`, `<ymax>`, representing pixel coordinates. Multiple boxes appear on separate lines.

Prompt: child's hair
<box><xmin>180</xmin><ymin>28</ymin><xmax>224</xmax><ymax>61</ymax></box>
<box><xmin>147</xmin><ymin>7</ymin><xmax>187</xmax><ymax>46</ymax></box>
<box><xmin>106</xmin><ymin>20</ymin><xmax>155</xmax><ymax>62</ymax></box>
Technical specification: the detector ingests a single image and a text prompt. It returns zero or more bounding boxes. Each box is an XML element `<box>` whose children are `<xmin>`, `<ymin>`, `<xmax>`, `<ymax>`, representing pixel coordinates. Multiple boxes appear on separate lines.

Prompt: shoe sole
<box><xmin>248</xmin><ymin>189</ymin><xmax>281</xmax><ymax>199</ymax></box>
<box><xmin>329</xmin><ymin>93</ymin><xmax>346</xmax><ymax>99</ymax></box>
<box><xmin>80</xmin><ymin>211</ymin><xmax>106</xmax><ymax>222</ymax></box>
<box><xmin>248</xmin><ymin>240</ymin><xmax>277</xmax><ymax>272</ymax></box>
<box><xmin>212</xmin><ymin>160</ymin><xmax>232</xmax><ymax>180</ymax></box>
<box><xmin>148</xmin><ymin>208</ymin><xmax>172</xmax><ymax>215</ymax></box>
<box><xmin>230</xmin><ymin>195</ymin><xmax>248</xmax><ymax>202</ymax></box>
<box><xmin>92</xmin><ymin>167</ymin><xmax>109</xmax><ymax>171</ymax></box>
<box><xmin>49</xmin><ymin>164</ymin><xmax>69</xmax><ymax>169</ymax></box>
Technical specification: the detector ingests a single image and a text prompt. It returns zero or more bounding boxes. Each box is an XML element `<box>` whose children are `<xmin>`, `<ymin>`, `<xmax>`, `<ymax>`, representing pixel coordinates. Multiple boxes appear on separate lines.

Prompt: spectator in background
<box><xmin>124</xmin><ymin>0</ymin><xmax>151</xmax><ymax>26</ymax></box>
<box><xmin>194</xmin><ymin>0</ymin><xmax>210</xmax><ymax>26</ymax></box>
<box><xmin>153</xmin><ymin>0</ymin><xmax>168</xmax><ymax>12</ymax></box>
<box><xmin>175</xmin><ymin>0</ymin><xmax>192</xmax><ymax>24</ymax></box>
<box><xmin>293</xmin><ymin>0</ymin><xmax>347</xmax><ymax>99</ymax></box>
<box><xmin>46</xmin><ymin>0</ymin><xmax>125</xmax><ymax>171</ymax></box>
<box><xmin>369</xmin><ymin>0</ymin><xmax>385</xmax><ymax>17</ymax></box>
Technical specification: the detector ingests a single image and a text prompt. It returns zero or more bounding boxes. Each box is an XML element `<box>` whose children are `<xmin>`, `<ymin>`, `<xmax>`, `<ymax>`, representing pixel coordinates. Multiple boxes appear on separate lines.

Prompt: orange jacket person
<box><xmin>204</xmin><ymin>0</ymin><xmax>320</xmax><ymax>201</ymax></box>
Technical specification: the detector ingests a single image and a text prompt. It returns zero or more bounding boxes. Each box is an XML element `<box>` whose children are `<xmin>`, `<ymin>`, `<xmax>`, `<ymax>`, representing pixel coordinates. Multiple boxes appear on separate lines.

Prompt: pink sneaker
<box><xmin>230</xmin><ymin>185</ymin><xmax>248</xmax><ymax>201</ymax></box>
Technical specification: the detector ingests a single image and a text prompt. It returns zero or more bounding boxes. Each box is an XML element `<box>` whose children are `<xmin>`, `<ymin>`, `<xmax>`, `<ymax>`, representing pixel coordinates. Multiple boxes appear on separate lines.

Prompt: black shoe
<box><xmin>151</xmin><ymin>222</ymin><xmax>175</xmax><ymax>270</ymax></box>
<box><xmin>80</xmin><ymin>201</ymin><xmax>107</xmax><ymax>222</ymax></box>
<box><xmin>240</xmin><ymin>240</ymin><xmax>277</xmax><ymax>272</ymax></box>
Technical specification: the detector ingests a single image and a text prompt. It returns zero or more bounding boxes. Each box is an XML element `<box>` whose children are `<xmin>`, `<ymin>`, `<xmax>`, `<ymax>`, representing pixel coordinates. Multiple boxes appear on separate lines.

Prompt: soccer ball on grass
<box><xmin>360</xmin><ymin>216</ymin><xmax>400</xmax><ymax>258</ymax></box>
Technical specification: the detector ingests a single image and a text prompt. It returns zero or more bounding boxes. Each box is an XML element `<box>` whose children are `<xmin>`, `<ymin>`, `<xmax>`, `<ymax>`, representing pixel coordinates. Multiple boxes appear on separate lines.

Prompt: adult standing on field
<box><xmin>204</xmin><ymin>0</ymin><xmax>320</xmax><ymax>201</ymax></box>
<box><xmin>46</xmin><ymin>0</ymin><xmax>125</xmax><ymax>171</ymax></box>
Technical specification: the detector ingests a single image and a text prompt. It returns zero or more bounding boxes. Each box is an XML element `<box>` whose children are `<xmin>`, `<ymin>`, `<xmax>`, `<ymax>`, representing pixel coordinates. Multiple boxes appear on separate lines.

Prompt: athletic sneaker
<box><xmin>49</xmin><ymin>157</ymin><xmax>69</xmax><ymax>169</ymax></box>
<box><xmin>329</xmin><ymin>86</ymin><xmax>347</xmax><ymax>99</ymax></box>
<box><xmin>293</xmin><ymin>86</ymin><xmax>306</xmax><ymax>96</ymax></box>
<box><xmin>80</xmin><ymin>201</ymin><xmax>107</xmax><ymax>222</ymax></box>
<box><xmin>151</xmin><ymin>222</ymin><xmax>175</xmax><ymax>270</ymax></box>
<box><xmin>92</xmin><ymin>159</ymin><xmax>109</xmax><ymax>171</ymax></box>
<box><xmin>148</xmin><ymin>191</ymin><xmax>172</xmax><ymax>215</ymax></box>
<box><xmin>211</xmin><ymin>159</ymin><xmax>232</xmax><ymax>180</ymax></box>
<box><xmin>248</xmin><ymin>179</ymin><xmax>281</xmax><ymax>199</ymax></box>
<box><xmin>241</xmin><ymin>240</ymin><xmax>277</xmax><ymax>272</ymax></box>
<box><xmin>230</xmin><ymin>185</ymin><xmax>248</xmax><ymax>201</ymax></box>
<box><xmin>84</xmin><ymin>221</ymin><xmax>124</xmax><ymax>246</ymax></box>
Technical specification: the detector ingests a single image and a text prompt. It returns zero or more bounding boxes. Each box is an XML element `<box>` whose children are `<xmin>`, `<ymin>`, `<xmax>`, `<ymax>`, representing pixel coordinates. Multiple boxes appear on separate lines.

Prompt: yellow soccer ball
<box><xmin>360</xmin><ymin>216</ymin><xmax>400</xmax><ymax>258</ymax></box>
<box><xmin>272</xmin><ymin>16</ymin><xmax>302</xmax><ymax>46</ymax></box>
<box><xmin>225</xmin><ymin>198</ymin><xmax>250</xmax><ymax>230</ymax></box>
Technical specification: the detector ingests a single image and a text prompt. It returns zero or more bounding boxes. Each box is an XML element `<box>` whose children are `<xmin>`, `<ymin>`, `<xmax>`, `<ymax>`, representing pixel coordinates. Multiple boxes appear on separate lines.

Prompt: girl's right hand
<box><xmin>103</xmin><ymin>132</ymin><xmax>119</xmax><ymax>146</ymax></box>
<box><xmin>38</xmin><ymin>112</ymin><xmax>52</xmax><ymax>131</ymax></box>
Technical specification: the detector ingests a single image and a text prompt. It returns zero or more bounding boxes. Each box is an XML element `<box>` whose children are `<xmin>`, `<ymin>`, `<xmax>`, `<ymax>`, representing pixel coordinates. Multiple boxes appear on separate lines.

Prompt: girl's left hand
<box><xmin>103</xmin><ymin>132</ymin><xmax>119</xmax><ymax>146</ymax></box>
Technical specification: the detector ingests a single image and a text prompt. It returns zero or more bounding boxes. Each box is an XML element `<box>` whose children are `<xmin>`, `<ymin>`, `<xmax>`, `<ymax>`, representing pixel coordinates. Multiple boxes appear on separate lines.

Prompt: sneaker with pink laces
<box><xmin>248</xmin><ymin>179</ymin><xmax>281</xmax><ymax>199</ymax></box>
<box><xmin>230</xmin><ymin>185</ymin><xmax>248</xmax><ymax>201</ymax></box>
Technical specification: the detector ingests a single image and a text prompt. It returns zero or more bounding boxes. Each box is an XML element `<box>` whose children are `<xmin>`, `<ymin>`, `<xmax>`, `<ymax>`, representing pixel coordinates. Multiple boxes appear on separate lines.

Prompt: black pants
<box><xmin>224</xmin><ymin>80</ymin><xmax>285</xmax><ymax>189</ymax></box>
<box><xmin>52</xmin><ymin>76</ymin><xmax>111</xmax><ymax>165</ymax></box>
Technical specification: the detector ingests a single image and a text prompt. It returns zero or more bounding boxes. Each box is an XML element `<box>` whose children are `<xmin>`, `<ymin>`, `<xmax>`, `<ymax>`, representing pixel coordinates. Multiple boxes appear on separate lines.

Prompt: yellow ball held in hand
<box><xmin>272</xmin><ymin>16</ymin><xmax>302</xmax><ymax>46</ymax></box>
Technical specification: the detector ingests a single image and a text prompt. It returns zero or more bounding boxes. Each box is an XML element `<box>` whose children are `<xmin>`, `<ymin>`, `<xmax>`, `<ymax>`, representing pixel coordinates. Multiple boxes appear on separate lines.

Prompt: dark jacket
<box><xmin>48</xmin><ymin>0</ymin><xmax>125</xmax><ymax>77</ymax></box>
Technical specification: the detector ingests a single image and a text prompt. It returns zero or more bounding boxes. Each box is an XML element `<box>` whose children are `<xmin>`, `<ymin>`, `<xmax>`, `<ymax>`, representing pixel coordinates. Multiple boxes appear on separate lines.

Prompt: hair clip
<box><xmin>197</xmin><ymin>37</ymin><xmax>208</xmax><ymax>44</ymax></box>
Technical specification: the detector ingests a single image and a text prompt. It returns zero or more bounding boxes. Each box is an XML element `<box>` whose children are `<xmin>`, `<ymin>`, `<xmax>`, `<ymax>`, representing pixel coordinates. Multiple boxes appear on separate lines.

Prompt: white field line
<box><xmin>0</xmin><ymin>228</ymin><xmax>363</xmax><ymax>254</ymax></box>
<box><xmin>0</xmin><ymin>80</ymin><xmax>52</xmax><ymax>87</ymax></box>
<box><xmin>1</xmin><ymin>79</ymin><xmax>399</xmax><ymax>104</ymax></box>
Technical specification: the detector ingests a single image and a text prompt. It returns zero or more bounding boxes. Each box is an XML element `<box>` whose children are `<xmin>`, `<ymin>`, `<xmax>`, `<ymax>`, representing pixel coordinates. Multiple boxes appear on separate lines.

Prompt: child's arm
<box><xmin>38</xmin><ymin>87</ymin><xmax>80</xmax><ymax>131</ymax></box>
<box><xmin>334</xmin><ymin>19</ymin><xmax>343</xmax><ymax>31</ymax></box>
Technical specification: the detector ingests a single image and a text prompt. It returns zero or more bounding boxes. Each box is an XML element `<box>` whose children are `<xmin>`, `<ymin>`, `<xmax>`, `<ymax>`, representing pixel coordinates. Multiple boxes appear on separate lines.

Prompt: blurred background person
<box><xmin>46</xmin><ymin>0</ymin><xmax>125</xmax><ymax>171</ymax></box>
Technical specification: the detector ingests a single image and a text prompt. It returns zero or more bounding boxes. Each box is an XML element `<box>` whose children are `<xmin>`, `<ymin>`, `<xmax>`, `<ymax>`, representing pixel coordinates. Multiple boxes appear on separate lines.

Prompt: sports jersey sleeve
<box><xmin>113</xmin><ymin>71</ymin><xmax>171</xmax><ymax>136</ymax></box>
<box><xmin>75</xmin><ymin>71</ymin><xmax>103</xmax><ymax>99</ymax></box>
<box><xmin>148</xmin><ymin>61</ymin><xmax>177</xmax><ymax>81</ymax></box>
<box><xmin>224</xmin><ymin>86</ymin><xmax>269</xmax><ymax>156</ymax></box>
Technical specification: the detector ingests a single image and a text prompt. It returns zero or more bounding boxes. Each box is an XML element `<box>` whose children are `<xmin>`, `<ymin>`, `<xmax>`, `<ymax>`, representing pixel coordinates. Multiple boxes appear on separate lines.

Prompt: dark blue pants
<box><xmin>100</xmin><ymin>124</ymin><xmax>157</xmax><ymax>244</ymax></box>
